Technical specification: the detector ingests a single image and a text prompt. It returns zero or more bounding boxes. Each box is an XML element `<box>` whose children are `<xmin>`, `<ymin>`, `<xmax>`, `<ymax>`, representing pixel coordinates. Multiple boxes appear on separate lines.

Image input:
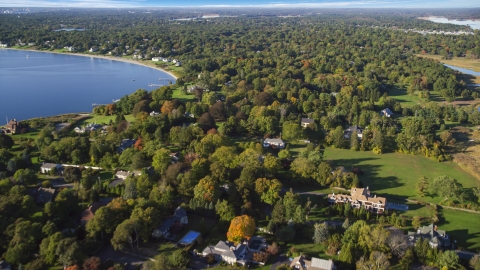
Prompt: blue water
<box><xmin>0</xmin><ymin>49</ymin><xmax>175</xmax><ymax>121</ymax></box>
<box><xmin>424</xmin><ymin>17</ymin><xmax>480</xmax><ymax>30</ymax></box>
<box><xmin>444</xmin><ymin>64</ymin><xmax>480</xmax><ymax>76</ymax></box>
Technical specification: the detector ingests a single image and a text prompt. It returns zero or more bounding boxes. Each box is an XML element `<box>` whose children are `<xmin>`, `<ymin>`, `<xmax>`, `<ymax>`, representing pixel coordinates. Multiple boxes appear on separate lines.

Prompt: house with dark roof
<box><xmin>108</xmin><ymin>179</ymin><xmax>125</xmax><ymax>188</ymax></box>
<box><xmin>34</xmin><ymin>187</ymin><xmax>56</xmax><ymax>204</ymax></box>
<box><xmin>0</xmin><ymin>261</ymin><xmax>11</xmax><ymax>270</ymax></box>
<box><xmin>327</xmin><ymin>187</ymin><xmax>386</xmax><ymax>213</ymax></box>
<box><xmin>380</xmin><ymin>108</ymin><xmax>393</xmax><ymax>118</ymax></box>
<box><xmin>152</xmin><ymin>206</ymin><xmax>188</xmax><ymax>239</ymax></box>
<box><xmin>202</xmin><ymin>240</ymin><xmax>249</xmax><ymax>265</ymax></box>
<box><xmin>290</xmin><ymin>255</ymin><xmax>335</xmax><ymax>270</ymax></box>
<box><xmin>117</xmin><ymin>139</ymin><xmax>136</xmax><ymax>153</ymax></box>
<box><xmin>80</xmin><ymin>198</ymin><xmax>113</xmax><ymax>226</ymax></box>
<box><xmin>301</xmin><ymin>118</ymin><xmax>315</xmax><ymax>128</ymax></box>
<box><xmin>408</xmin><ymin>224</ymin><xmax>451</xmax><ymax>249</ymax></box>
<box><xmin>344</xmin><ymin>126</ymin><xmax>363</xmax><ymax>139</ymax></box>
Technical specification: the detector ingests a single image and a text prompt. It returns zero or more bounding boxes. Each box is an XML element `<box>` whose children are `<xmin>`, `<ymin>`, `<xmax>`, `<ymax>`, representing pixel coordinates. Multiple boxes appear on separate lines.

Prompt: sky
<box><xmin>0</xmin><ymin>0</ymin><xmax>478</xmax><ymax>9</ymax></box>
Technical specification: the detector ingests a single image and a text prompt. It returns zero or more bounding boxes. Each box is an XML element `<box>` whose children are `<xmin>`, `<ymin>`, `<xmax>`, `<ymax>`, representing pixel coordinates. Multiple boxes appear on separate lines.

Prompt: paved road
<box><xmin>95</xmin><ymin>244</ymin><xmax>147</xmax><ymax>269</ymax></box>
<box><xmin>270</xmin><ymin>254</ymin><xmax>289</xmax><ymax>270</ymax></box>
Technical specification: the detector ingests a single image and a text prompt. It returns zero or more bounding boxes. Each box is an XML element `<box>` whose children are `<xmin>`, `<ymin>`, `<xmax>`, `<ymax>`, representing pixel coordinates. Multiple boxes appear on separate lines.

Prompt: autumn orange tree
<box><xmin>226</xmin><ymin>215</ymin><xmax>256</xmax><ymax>243</ymax></box>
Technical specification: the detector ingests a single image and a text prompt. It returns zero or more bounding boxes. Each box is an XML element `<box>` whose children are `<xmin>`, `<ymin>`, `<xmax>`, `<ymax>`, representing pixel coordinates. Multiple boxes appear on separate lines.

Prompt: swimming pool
<box><xmin>178</xmin><ymin>230</ymin><xmax>201</xmax><ymax>245</ymax></box>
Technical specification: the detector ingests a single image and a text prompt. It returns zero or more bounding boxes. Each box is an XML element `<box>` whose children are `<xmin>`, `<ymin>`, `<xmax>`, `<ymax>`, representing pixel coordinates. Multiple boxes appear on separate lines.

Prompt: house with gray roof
<box><xmin>202</xmin><ymin>240</ymin><xmax>249</xmax><ymax>265</ymax></box>
<box><xmin>263</xmin><ymin>138</ymin><xmax>285</xmax><ymax>149</ymax></box>
<box><xmin>152</xmin><ymin>206</ymin><xmax>188</xmax><ymax>239</ymax></box>
<box><xmin>344</xmin><ymin>126</ymin><xmax>363</xmax><ymax>139</ymax></box>
<box><xmin>408</xmin><ymin>224</ymin><xmax>450</xmax><ymax>249</ymax></box>
<box><xmin>290</xmin><ymin>255</ymin><xmax>335</xmax><ymax>270</ymax></box>
<box><xmin>34</xmin><ymin>187</ymin><xmax>56</xmax><ymax>204</ymax></box>
<box><xmin>301</xmin><ymin>118</ymin><xmax>315</xmax><ymax>128</ymax></box>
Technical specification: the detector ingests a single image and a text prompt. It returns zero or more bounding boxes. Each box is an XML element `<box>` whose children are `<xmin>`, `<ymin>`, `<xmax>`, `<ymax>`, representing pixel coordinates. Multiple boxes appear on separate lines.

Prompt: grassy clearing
<box><xmin>172</xmin><ymin>86</ymin><xmax>196</xmax><ymax>102</ymax></box>
<box><xmin>79</xmin><ymin>114</ymin><xmax>135</xmax><ymax>125</ymax></box>
<box><xmin>387</xmin><ymin>84</ymin><xmax>422</xmax><ymax>107</ymax></box>
<box><xmin>323</xmin><ymin>147</ymin><xmax>480</xmax><ymax>204</ymax></box>
<box><xmin>439</xmin><ymin>208</ymin><xmax>480</xmax><ymax>251</ymax></box>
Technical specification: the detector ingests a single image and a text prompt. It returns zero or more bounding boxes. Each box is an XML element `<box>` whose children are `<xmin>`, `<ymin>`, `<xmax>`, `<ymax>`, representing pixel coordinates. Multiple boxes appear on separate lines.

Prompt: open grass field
<box><xmin>439</xmin><ymin>208</ymin><xmax>480</xmax><ymax>251</ymax></box>
<box><xmin>323</xmin><ymin>147</ymin><xmax>480</xmax><ymax>204</ymax></box>
<box><xmin>172</xmin><ymin>86</ymin><xmax>196</xmax><ymax>102</ymax></box>
<box><xmin>80</xmin><ymin>114</ymin><xmax>135</xmax><ymax>125</ymax></box>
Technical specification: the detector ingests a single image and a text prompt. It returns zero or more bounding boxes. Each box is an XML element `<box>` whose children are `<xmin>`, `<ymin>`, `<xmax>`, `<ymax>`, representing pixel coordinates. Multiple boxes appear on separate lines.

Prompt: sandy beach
<box><xmin>4</xmin><ymin>48</ymin><xmax>179</xmax><ymax>80</ymax></box>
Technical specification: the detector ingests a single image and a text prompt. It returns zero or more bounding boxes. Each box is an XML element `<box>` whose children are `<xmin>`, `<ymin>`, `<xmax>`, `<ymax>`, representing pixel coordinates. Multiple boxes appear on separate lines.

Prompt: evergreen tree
<box><xmin>338</xmin><ymin>243</ymin><xmax>354</xmax><ymax>264</ymax></box>
<box><xmin>271</xmin><ymin>198</ymin><xmax>285</xmax><ymax>225</ymax></box>
<box><xmin>342</xmin><ymin>218</ymin><xmax>351</xmax><ymax>230</ymax></box>
<box><xmin>312</xmin><ymin>223</ymin><xmax>329</xmax><ymax>244</ymax></box>
<box><xmin>123</xmin><ymin>177</ymin><xmax>137</xmax><ymax>200</ymax></box>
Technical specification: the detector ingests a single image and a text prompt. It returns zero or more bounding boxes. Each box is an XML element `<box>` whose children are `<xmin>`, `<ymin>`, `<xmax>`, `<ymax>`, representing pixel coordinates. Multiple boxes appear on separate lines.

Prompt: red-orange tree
<box><xmin>226</xmin><ymin>215</ymin><xmax>256</xmax><ymax>243</ymax></box>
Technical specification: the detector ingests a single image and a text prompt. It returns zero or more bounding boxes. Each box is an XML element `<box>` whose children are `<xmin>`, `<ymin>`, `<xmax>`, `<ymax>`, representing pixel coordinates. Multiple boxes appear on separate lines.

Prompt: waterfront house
<box><xmin>0</xmin><ymin>43</ymin><xmax>8</xmax><ymax>48</ymax></box>
<box><xmin>89</xmin><ymin>47</ymin><xmax>98</xmax><ymax>53</ymax></box>
<box><xmin>5</xmin><ymin>119</ymin><xmax>19</xmax><ymax>134</ymax></box>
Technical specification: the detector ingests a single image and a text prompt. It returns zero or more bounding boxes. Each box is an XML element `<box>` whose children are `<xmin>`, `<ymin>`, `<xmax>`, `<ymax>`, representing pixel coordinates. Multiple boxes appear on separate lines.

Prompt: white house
<box><xmin>89</xmin><ymin>47</ymin><xmax>98</xmax><ymax>53</ymax></box>
<box><xmin>263</xmin><ymin>138</ymin><xmax>285</xmax><ymax>149</ymax></box>
<box><xmin>381</xmin><ymin>108</ymin><xmax>393</xmax><ymax>118</ymax></box>
<box><xmin>150</xmin><ymin>111</ymin><xmax>160</xmax><ymax>116</ymax></box>
<box><xmin>202</xmin><ymin>240</ymin><xmax>248</xmax><ymax>265</ymax></box>
<box><xmin>152</xmin><ymin>57</ymin><xmax>160</xmax><ymax>62</ymax></box>
<box><xmin>0</xmin><ymin>43</ymin><xmax>8</xmax><ymax>48</ymax></box>
<box><xmin>40</xmin><ymin>163</ymin><xmax>62</xmax><ymax>174</ymax></box>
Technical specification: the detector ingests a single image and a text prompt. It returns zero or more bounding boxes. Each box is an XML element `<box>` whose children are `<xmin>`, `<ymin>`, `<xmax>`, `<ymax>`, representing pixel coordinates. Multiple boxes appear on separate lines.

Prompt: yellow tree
<box><xmin>193</xmin><ymin>176</ymin><xmax>219</xmax><ymax>203</ymax></box>
<box><xmin>226</xmin><ymin>215</ymin><xmax>256</xmax><ymax>243</ymax></box>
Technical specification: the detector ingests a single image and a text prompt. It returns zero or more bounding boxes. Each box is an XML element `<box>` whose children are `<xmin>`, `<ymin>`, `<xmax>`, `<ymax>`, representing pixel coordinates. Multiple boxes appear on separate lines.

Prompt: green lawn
<box><xmin>439</xmin><ymin>208</ymin><xmax>480</xmax><ymax>251</ymax></box>
<box><xmin>387</xmin><ymin>85</ymin><xmax>422</xmax><ymax>107</ymax></box>
<box><xmin>172</xmin><ymin>86</ymin><xmax>196</xmax><ymax>102</ymax></box>
<box><xmin>80</xmin><ymin>114</ymin><xmax>135</xmax><ymax>125</ymax></box>
<box><xmin>323</xmin><ymin>147</ymin><xmax>480</xmax><ymax>204</ymax></box>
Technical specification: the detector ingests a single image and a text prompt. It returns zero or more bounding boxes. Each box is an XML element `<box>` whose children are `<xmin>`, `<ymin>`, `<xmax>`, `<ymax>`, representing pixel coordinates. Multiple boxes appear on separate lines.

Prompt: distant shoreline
<box><xmin>4</xmin><ymin>48</ymin><xmax>179</xmax><ymax>80</ymax></box>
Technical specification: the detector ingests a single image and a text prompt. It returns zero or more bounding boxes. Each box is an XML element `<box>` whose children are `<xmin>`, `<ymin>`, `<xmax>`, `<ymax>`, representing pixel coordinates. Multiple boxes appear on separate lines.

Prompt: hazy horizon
<box><xmin>0</xmin><ymin>0</ymin><xmax>479</xmax><ymax>9</ymax></box>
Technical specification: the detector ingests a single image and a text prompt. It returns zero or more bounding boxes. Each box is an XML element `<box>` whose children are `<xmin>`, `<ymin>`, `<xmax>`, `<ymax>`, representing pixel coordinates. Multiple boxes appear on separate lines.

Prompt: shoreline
<box><xmin>4</xmin><ymin>47</ymin><xmax>179</xmax><ymax>80</ymax></box>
